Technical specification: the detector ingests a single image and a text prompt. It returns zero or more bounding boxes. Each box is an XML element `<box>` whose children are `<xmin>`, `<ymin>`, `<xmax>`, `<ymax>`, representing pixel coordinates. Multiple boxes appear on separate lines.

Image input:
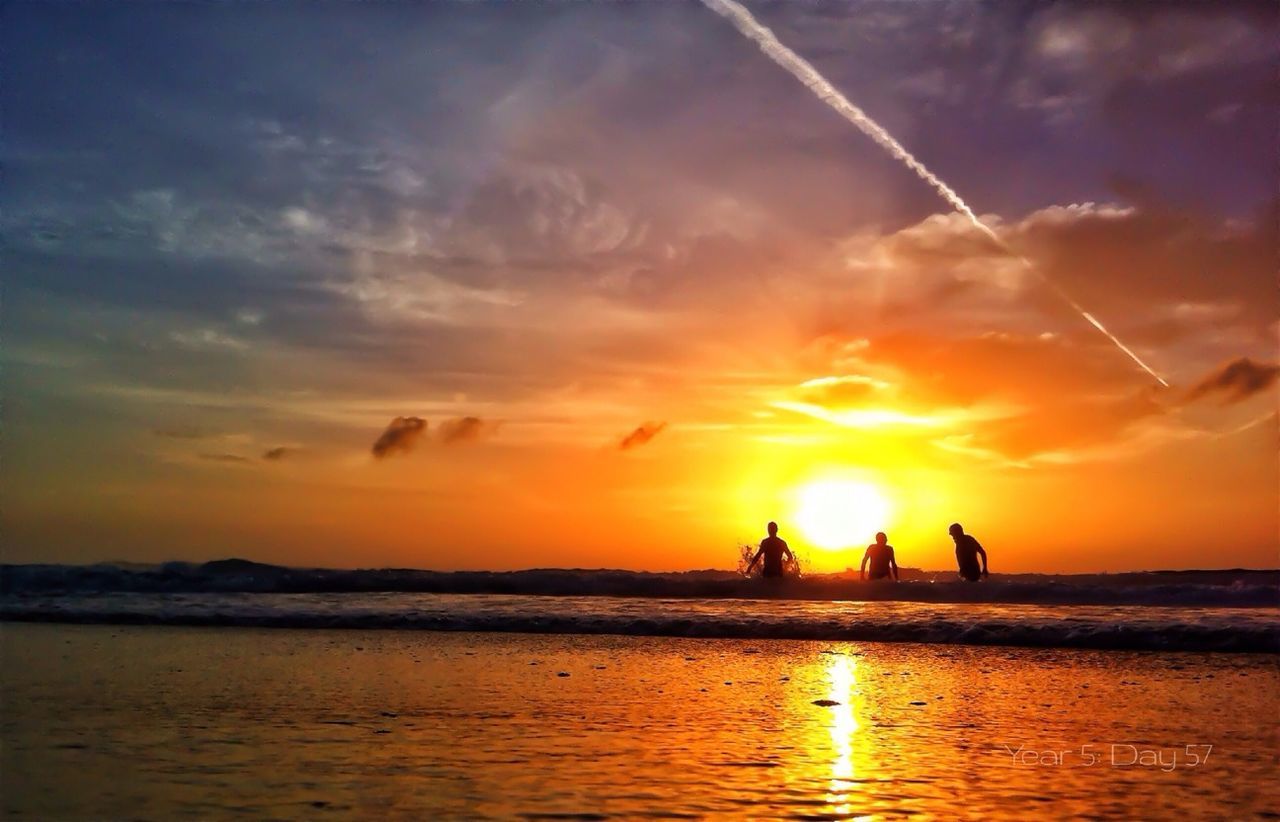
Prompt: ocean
<box><xmin>3</xmin><ymin>561</ymin><xmax>1277</xmax><ymax>653</ymax></box>
<box><xmin>2</xmin><ymin>563</ymin><xmax>1277</xmax><ymax>818</ymax></box>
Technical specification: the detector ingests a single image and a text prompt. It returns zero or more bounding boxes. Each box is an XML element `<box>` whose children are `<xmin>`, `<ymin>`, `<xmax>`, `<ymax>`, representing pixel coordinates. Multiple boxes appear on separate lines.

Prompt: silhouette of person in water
<box><xmin>746</xmin><ymin>521</ymin><xmax>795</xmax><ymax>579</ymax></box>
<box><xmin>950</xmin><ymin>523</ymin><xmax>988</xmax><ymax>581</ymax></box>
<box><xmin>860</xmin><ymin>531</ymin><xmax>899</xmax><ymax>581</ymax></box>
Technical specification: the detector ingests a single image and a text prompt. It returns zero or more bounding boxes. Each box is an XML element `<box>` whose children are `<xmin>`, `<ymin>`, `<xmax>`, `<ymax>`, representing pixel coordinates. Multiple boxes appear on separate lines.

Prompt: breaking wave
<box><xmin>1</xmin><ymin>591</ymin><xmax>1276</xmax><ymax>654</ymax></box>
<box><xmin>4</xmin><ymin>562</ymin><xmax>1275</xmax><ymax>653</ymax></box>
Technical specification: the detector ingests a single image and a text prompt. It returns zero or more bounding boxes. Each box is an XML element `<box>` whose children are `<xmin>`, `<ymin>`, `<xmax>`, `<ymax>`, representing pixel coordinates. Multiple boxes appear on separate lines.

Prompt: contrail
<box><xmin>700</xmin><ymin>0</ymin><xmax>1169</xmax><ymax>387</ymax></box>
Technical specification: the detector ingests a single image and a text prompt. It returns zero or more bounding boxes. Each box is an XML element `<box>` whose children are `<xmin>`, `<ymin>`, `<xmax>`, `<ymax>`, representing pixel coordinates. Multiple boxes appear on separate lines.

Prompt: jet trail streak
<box><xmin>701</xmin><ymin>0</ymin><xmax>1168</xmax><ymax>387</ymax></box>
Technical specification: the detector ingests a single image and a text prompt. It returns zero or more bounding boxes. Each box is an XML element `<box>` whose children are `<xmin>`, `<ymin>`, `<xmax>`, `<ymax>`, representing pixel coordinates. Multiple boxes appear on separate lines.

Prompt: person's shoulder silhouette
<box><xmin>747</xmin><ymin>521</ymin><xmax>793</xmax><ymax>579</ymax></box>
<box><xmin>949</xmin><ymin>523</ymin><xmax>988</xmax><ymax>581</ymax></box>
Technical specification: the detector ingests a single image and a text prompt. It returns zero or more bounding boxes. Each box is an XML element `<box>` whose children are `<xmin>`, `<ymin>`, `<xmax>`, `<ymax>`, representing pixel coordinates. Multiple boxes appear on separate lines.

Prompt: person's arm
<box><xmin>975</xmin><ymin>541</ymin><xmax>989</xmax><ymax>577</ymax></box>
<box><xmin>859</xmin><ymin>548</ymin><xmax>870</xmax><ymax>580</ymax></box>
<box><xmin>745</xmin><ymin>547</ymin><xmax>764</xmax><ymax>576</ymax></box>
<box><xmin>889</xmin><ymin>547</ymin><xmax>899</xmax><ymax>581</ymax></box>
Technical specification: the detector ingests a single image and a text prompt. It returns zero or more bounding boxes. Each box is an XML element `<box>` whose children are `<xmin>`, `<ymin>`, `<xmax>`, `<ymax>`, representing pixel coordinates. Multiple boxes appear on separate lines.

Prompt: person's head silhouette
<box><xmin>875</xmin><ymin>531</ymin><xmax>887</xmax><ymax>545</ymax></box>
<box><xmin>949</xmin><ymin>523</ymin><xmax>964</xmax><ymax>538</ymax></box>
<box><xmin>767</xmin><ymin>521</ymin><xmax>778</xmax><ymax>537</ymax></box>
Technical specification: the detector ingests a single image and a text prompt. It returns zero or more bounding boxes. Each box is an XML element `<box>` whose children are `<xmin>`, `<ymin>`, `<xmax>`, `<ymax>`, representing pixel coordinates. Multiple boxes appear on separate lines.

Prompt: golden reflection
<box><xmin>824</xmin><ymin>653</ymin><xmax>870</xmax><ymax>819</ymax></box>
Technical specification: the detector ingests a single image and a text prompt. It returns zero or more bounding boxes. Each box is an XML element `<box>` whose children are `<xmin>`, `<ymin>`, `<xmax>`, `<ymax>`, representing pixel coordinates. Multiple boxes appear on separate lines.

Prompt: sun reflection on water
<box><xmin>825</xmin><ymin>653</ymin><xmax>868</xmax><ymax>819</ymax></box>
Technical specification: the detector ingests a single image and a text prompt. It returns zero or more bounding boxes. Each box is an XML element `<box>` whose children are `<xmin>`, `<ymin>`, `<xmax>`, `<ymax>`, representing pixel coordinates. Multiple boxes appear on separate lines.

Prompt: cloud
<box><xmin>1010</xmin><ymin>203</ymin><xmax>1273</xmax><ymax>328</ymax></box>
<box><xmin>235</xmin><ymin>308</ymin><xmax>265</xmax><ymax>326</ymax></box>
<box><xmin>152</xmin><ymin>426</ymin><xmax>210</xmax><ymax>440</ymax></box>
<box><xmin>170</xmin><ymin>328</ymin><xmax>249</xmax><ymax>352</ymax></box>
<box><xmin>371</xmin><ymin>416</ymin><xmax>427</xmax><ymax>458</ymax></box>
<box><xmin>435</xmin><ymin>416</ymin><xmax>497</xmax><ymax>445</ymax></box>
<box><xmin>334</xmin><ymin>253</ymin><xmax>523</xmax><ymax>327</ymax></box>
<box><xmin>1185</xmin><ymin>358</ymin><xmax>1280</xmax><ymax>405</ymax></box>
<box><xmin>793</xmin><ymin>330</ymin><xmax>1177</xmax><ymax>463</ymax></box>
<box><xmin>960</xmin><ymin>388</ymin><xmax>1168</xmax><ymax>461</ymax></box>
<box><xmin>793</xmin><ymin>333</ymin><xmax>1276</xmax><ymax>465</ymax></box>
<box><xmin>262</xmin><ymin>446</ymin><xmax>292</xmax><ymax>460</ymax></box>
<box><xmin>817</xmin><ymin>201</ymin><xmax>1273</xmax><ymax>352</ymax></box>
<box><xmin>619</xmin><ymin>421</ymin><xmax>666</xmax><ymax>451</ymax></box>
<box><xmin>795</xmin><ymin>375</ymin><xmax>890</xmax><ymax>407</ymax></box>
<box><xmin>199</xmin><ymin>453</ymin><xmax>251</xmax><ymax>464</ymax></box>
<box><xmin>447</xmin><ymin>165</ymin><xmax>646</xmax><ymax>263</ymax></box>
<box><xmin>830</xmin><ymin>330</ymin><xmax>1141</xmax><ymax>408</ymax></box>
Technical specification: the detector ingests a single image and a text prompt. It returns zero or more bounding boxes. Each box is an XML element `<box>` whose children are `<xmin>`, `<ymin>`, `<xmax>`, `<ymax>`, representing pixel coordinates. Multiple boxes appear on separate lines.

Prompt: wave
<box><xmin>2</xmin><ymin>592</ymin><xmax>1275</xmax><ymax>653</ymax></box>
<box><xmin>2</xmin><ymin>560</ymin><xmax>1277</xmax><ymax>608</ymax></box>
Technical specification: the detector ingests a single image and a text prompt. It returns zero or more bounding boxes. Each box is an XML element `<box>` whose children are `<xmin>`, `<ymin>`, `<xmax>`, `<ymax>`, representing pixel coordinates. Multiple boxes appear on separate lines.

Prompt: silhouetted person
<box><xmin>950</xmin><ymin>523</ymin><xmax>988</xmax><ymax>581</ymax></box>
<box><xmin>860</xmin><ymin>531</ymin><xmax>899</xmax><ymax>581</ymax></box>
<box><xmin>746</xmin><ymin>521</ymin><xmax>795</xmax><ymax>579</ymax></box>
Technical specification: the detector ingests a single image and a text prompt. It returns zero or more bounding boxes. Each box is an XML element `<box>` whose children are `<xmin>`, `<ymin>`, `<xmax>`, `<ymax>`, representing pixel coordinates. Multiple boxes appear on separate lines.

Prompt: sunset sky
<box><xmin>5</xmin><ymin>1</ymin><xmax>1277</xmax><ymax>573</ymax></box>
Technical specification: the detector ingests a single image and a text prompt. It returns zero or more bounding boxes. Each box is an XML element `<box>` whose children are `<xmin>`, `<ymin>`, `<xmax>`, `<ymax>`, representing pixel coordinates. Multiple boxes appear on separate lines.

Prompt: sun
<box><xmin>793</xmin><ymin>479</ymin><xmax>892</xmax><ymax>550</ymax></box>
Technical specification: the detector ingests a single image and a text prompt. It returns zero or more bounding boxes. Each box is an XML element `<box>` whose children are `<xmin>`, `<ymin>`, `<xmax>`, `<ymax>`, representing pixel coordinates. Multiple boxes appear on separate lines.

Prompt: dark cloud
<box><xmin>1185</xmin><ymin>358</ymin><xmax>1280</xmax><ymax>405</ymax></box>
<box><xmin>371</xmin><ymin>416</ymin><xmax>427</xmax><ymax>458</ymax></box>
<box><xmin>262</xmin><ymin>446</ymin><xmax>292</xmax><ymax>460</ymax></box>
<box><xmin>619</xmin><ymin>422</ymin><xmax>666</xmax><ymax>451</ymax></box>
<box><xmin>436</xmin><ymin>416</ymin><xmax>496</xmax><ymax>445</ymax></box>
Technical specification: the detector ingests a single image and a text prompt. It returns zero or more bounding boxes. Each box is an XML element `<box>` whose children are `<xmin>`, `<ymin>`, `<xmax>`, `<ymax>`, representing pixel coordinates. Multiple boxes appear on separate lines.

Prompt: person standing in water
<box><xmin>950</xmin><ymin>523</ymin><xmax>988</xmax><ymax>581</ymax></box>
<box><xmin>860</xmin><ymin>531</ymin><xmax>899</xmax><ymax>581</ymax></box>
<box><xmin>745</xmin><ymin>521</ymin><xmax>795</xmax><ymax>579</ymax></box>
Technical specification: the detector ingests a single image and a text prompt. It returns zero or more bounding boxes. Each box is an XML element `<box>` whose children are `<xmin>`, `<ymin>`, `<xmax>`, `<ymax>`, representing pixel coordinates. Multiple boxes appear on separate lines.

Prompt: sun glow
<box><xmin>793</xmin><ymin>479</ymin><xmax>892</xmax><ymax>550</ymax></box>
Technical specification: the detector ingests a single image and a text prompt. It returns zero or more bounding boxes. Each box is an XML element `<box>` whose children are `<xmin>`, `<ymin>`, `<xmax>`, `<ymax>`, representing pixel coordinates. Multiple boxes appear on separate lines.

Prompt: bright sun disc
<box><xmin>794</xmin><ymin>480</ymin><xmax>892</xmax><ymax>550</ymax></box>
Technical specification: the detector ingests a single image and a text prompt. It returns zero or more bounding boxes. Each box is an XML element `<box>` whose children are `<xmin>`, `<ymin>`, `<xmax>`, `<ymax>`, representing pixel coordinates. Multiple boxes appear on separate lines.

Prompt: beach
<box><xmin>6</xmin><ymin>0</ymin><xmax>1277</xmax><ymax>818</ymax></box>
<box><xmin>4</xmin><ymin>623</ymin><xmax>1276</xmax><ymax>819</ymax></box>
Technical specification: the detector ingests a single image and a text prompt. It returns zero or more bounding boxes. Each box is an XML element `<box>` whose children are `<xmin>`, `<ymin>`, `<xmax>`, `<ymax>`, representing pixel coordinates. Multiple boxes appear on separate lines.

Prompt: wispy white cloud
<box><xmin>169</xmin><ymin>328</ymin><xmax>249</xmax><ymax>351</ymax></box>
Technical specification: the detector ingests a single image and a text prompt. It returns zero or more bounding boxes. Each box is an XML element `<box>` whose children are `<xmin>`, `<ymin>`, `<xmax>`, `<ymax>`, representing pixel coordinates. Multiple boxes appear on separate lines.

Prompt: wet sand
<box><xmin>3</xmin><ymin>624</ymin><xmax>1276</xmax><ymax>818</ymax></box>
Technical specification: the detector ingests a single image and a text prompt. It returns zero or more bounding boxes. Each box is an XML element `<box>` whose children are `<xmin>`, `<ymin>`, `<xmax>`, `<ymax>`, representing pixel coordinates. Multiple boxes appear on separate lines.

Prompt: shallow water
<box><xmin>4</xmin><ymin>592</ymin><xmax>1276</xmax><ymax>652</ymax></box>
<box><xmin>2</xmin><ymin>624</ymin><xmax>1276</xmax><ymax>819</ymax></box>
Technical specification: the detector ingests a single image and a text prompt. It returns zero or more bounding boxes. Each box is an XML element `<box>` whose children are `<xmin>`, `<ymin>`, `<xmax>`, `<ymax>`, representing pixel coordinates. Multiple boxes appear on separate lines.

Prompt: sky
<box><xmin>4</xmin><ymin>0</ymin><xmax>1277</xmax><ymax>573</ymax></box>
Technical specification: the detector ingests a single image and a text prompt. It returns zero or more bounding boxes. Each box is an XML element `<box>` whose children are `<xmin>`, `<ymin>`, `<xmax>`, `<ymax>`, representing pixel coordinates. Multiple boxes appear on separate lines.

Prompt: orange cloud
<box><xmin>795</xmin><ymin>374</ymin><xmax>890</xmax><ymax>407</ymax></box>
<box><xmin>436</xmin><ymin>416</ymin><xmax>497</xmax><ymax>445</ymax></box>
